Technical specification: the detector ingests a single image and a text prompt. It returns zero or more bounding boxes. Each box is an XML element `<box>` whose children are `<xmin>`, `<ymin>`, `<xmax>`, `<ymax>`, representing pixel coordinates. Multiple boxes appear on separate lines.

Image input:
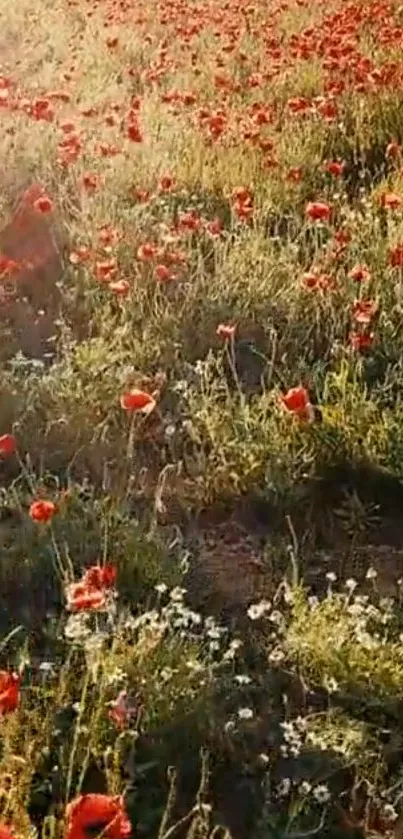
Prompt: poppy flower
<box><xmin>305</xmin><ymin>201</ymin><xmax>332</xmax><ymax>222</ymax></box>
<box><xmin>380</xmin><ymin>192</ymin><xmax>402</xmax><ymax>210</ymax></box>
<box><xmin>386</xmin><ymin>141</ymin><xmax>400</xmax><ymax>159</ymax></box>
<box><xmin>137</xmin><ymin>243</ymin><xmax>157</xmax><ymax>261</ymax></box>
<box><xmin>65</xmin><ymin>794</ymin><xmax>131</xmax><ymax>839</ymax></box>
<box><xmin>83</xmin><ymin>564</ymin><xmax>116</xmax><ymax>590</ymax></box>
<box><xmin>158</xmin><ymin>174</ymin><xmax>175</xmax><ymax>192</ymax></box>
<box><xmin>286</xmin><ymin>167</ymin><xmax>303</xmax><ymax>183</ymax></box>
<box><xmin>216</xmin><ymin>323</ymin><xmax>236</xmax><ymax>339</ymax></box>
<box><xmin>66</xmin><ymin>582</ymin><xmax>106</xmax><ymax>613</ymax></box>
<box><xmin>388</xmin><ymin>243</ymin><xmax>403</xmax><ymax>267</ymax></box>
<box><xmin>352</xmin><ymin>299</ymin><xmax>378</xmax><ymax>324</ymax></box>
<box><xmin>69</xmin><ymin>247</ymin><xmax>92</xmax><ymax>265</ymax></box>
<box><xmin>0</xmin><ymin>434</ymin><xmax>16</xmax><ymax>456</ymax></box>
<box><xmin>348</xmin><ymin>264</ymin><xmax>371</xmax><ymax>283</ymax></box>
<box><xmin>127</xmin><ymin>121</ymin><xmax>143</xmax><ymax>143</ymax></box>
<box><xmin>0</xmin><ymin>825</ymin><xmax>16</xmax><ymax>839</ymax></box>
<box><xmin>29</xmin><ymin>499</ymin><xmax>56</xmax><ymax>524</ymax></box>
<box><xmin>95</xmin><ymin>260</ymin><xmax>117</xmax><ymax>283</ymax></box>
<box><xmin>154</xmin><ymin>264</ymin><xmax>173</xmax><ymax>282</ymax></box>
<box><xmin>324</xmin><ymin>160</ymin><xmax>345</xmax><ymax>177</ymax></box>
<box><xmin>281</xmin><ymin>387</ymin><xmax>315</xmax><ymax>421</ymax></box>
<box><xmin>108</xmin><ymin>690</ymin><xmax>135</xmax><ymax>729</ymax></box>
<box><xmin>109</xmin><ymin>280</ymin><xmax>130</xmax><ymax>297</ymax></box>
<box><xmin>33</xmin><ymin>195</ymin><xmax>54</xmax><ymax>214</ymax></box>
<box><xmin>0</xmin><ymin>670</ymin><xmax>19</xmax><ymax>714</ymax></box>
<box><xmin>349</xmin><ymin>331</ymin><xmax>374</xmax><ymax>350</ymax></box>
<box><xmin>120</xmin><ymin>390</ymin><xmax>156</xmax><ymax>413</ymax></box>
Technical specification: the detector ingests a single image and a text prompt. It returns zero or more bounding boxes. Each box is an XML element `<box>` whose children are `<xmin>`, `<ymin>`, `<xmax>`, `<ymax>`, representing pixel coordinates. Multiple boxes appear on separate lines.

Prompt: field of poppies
<box><xmin>4</xmin><ymin>0</ymin><xmax>403</xmax><ymax>836</ymax></box>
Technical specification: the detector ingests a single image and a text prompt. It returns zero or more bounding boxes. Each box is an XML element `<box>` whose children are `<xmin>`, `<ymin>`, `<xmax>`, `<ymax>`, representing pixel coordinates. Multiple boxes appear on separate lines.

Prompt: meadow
<box><xmin>2</xmin><ymin>0</ymin><xmax>403</xmax><ymax>836</ymax></box>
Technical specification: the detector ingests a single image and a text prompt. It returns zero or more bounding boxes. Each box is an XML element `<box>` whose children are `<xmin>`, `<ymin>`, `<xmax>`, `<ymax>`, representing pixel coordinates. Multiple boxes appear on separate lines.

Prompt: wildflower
<box><xmin>81</xmin><ymin>173</ymin><xmax>99</xmax><ymax>192</ymax></box>
<box><xmin>234</xmin><ymin>674</ymin><xmax>252</xmax><ymax>685</ymax></box>
<box><xmin>0</xmin><ymin>670</ymin><xmax>19</xmax><ymax>714</ymax></box>
<box><xmin>137</xmin><ymin>243</ymin><xmax>157</xmax><ymax>261</ymax></box>
<box><xmin>154</xmin><ymin>264</ymin><xmax>172</xmax><ymax>282</ymax></box>
<box><xmin>66</xmin><ymin>582</ymin><xmax>106</xmax><ymax>613</ymax></box>
<box><xmin>389</xmin><ymin>242</ymin><xmax>403</xmax><ymax>267</ymax></box>
<box><xmin>386</xmin><ymin>141</ymin><xmax>400</xmax><ymax>159</ymax></box>
<box><xmin>109</xmin><ymin>280</ymin><xmax>130</xmax><ymax>297</ymax></box>
<box><xmin>69</xmin><ymin>247</ymin><xmax>92</xmax><ymax>265</ymax></box>
<box><xmin>158</xmin><ymin>174</ymin><xmax>175</xmax><ymax>192</ymax></box>
<box><xmin>238</xmin><ymin>707</ymin><xmax>254</xmax><ymax>720</ymax></box>
<box><xmin>348</xmin><ymin>264</ymin><xmax>371</xmax><ymax>283</ymax></box>
<box><xmin>305</xmin><ymin>201</ymin><xmax>331</xmax><ymax>222</ymax></box>
<box><xmin>95</xmin><ymin>260</ymin><xmax>117</xmax><ymax>283</ymax></box>
<box><xmin>351</xmin><ymin>299</ymin><xmax>378</xmax><ymax>324</ymax></box>
<box><xmin>281</xmin><ymin>387</ymin><xmax>315</xmax><ymax>421</ymax></box>
<box><xmin>286</xmin><ymin>166</ymin><xmax>303</xmax><ymax>183</ymax></box>
<box><xmin>84</xmin><ymin>565</ymin><xmax>116</xmax><ymax>590</ymax></box>
<box><xmin>345</xmin><ymin>578</ymin><xmax>358</xmax><ymax>591</ymax></box>
<box><xmin>108</xmin><ymin>690</ymin><xmax>135</xmax><ymax>729</ymax></box>
<box><xmin>0</xmin><ymin>434</ymin><xmax>16</xmax><ymax>456</ymax></box>
<box><xmin>33</xmin><ymin>195</ymin><xmax>54</xmax><ymax>214</ymax></box>
<box><xmin>216</xmin><ymin>323</ymin><xmax>236</xmax><ymax>340</ymax></box>
<box><xmin>247</xmin><ymin>600</ymin><xmax>271</xmax><ymax>620</ymax></box>
<box><xmin>380</xmin><ymin>192</ymin><xmax>402</xmax><ymax>210</ymax></box>
<box><xmin>0</xmin><ymin>826</ymin><xmax>16</xmax><ymax>839</ymax></box>
<box><xmin>324</xmin><ymin>160</ymin><xmax>345</xmax><ymax>177</ymax></box>
<box><xmin>366</xmin><ymin>567</ymin><xmax>378</xmax><ymax>580</ymax></box>
<box><xmin>349</xmin><ymin>331</ymin><xmax>374</xmax><ymax>350</ymax></box>
<box><xmin>313</xmin><ymin>784</ymin><xmax>331</xmax><ymax>804</ymax></box>
<box><xmin>65</xmin><ymin>794</ymin><xmax>131</xmax><ymax>839</ymax></box>
<box><xmin>299</xmin><ymin>781</ymin><xmax>312</xmax><ymax>795</ymax></box>
<box><xmin>29</xmin><ymin>499</ymin><xmax>56</xmax><ymax>524</ymax></box>
<box><xmin>277</xmin><ymin>778</ymin><xmax>291</xmax><ymax>797</ymax></box>
<box><xmin>127</xmin><ymin>121</ymin><xmax>143</xmax><ymax>143</ymax></box>
<box><xmin>120</xmin><ymin>390</ymin><xmax>156</xmax><ymax>413</ymax></box>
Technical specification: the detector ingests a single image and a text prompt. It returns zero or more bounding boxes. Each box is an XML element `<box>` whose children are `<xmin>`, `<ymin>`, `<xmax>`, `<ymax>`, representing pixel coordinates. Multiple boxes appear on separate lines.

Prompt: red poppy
<box><xmin>216</xmin><ymin>323</ymin><xmax>236</xmax><ymax>339</ymax></box>
<box><xmin>349</xmin><ymin>331</ymin><xmax>374</xmax><ymax>350</ymax></box>
<box><xmin>127</xmin><ymin>121</ymin><xmax>143</xmax><ymax>143</ymax></box>
<box><xmin>108</xmin><ymin>690</ymin><xmax>135</xmax><ymax>729</ymax></box>
<box><xmin>65</xmin><ymin>794</ymin><xmax>131</xmax><ymax>839</ymax></box>
<box><xmin>380</xmin><ymin>192</ymin><xmax>402</xmax><ymax>210</ymax></box>
<box><xmin>69</xmin><ymin>247</ymin><xmax>92</xmax><ymax>265</ymax></box>
<box><xmin>83</xmin><ymin>564</ymin><xmax>116</xmax><ymax>590</ymax></box>
<box><xmin>29</xmin><ymin>499</ymin><xmax>56</xmax><ymax>524</ymax></box>
<box><xmin>0</xmin><ymin>825</ymin><xmax>16</xmax><ymax>839</ymax></box>
<box><xmin>154</xmin><ymin>264</ymin><xmax>172</xmax><ymax>282</ymax></box>
<box><xmin>137</xmin><ymin>243</ymin><xmax>157</xmax><ymax>261</ymax></box>
<box><xmin>281</xmin><ymin>387</ymin><xmax>315</xmax><ymax>421</ymax></box>
<box><xmin>81</xmin><ymin>173</ymin><xmax>99</xmax><ymax>192</ymax></box>
<box><xmin>66</xmin><ymin>582</ymin><xmax>106</xmax><ymax>613</ymax></box>
<box><xmin>286</xmin><ymin>167</ymin><xmax>303</xmax><ymax>183</ymax></box>
<box><xmin>324</xmin><ymin>160</ymin><xmax>345</xmax><ymax>177</ymax></box>
<box><xmin>0</xmin><ymin>434</ymin><xmax>16</xmax><ymax>456</ymax></box>
<box><xmin>33</xmin><ymin>195</ymin><xmax>54</xmax><ymax>215</ymax></box>
<box><xmin>109</xmin><ymin>280</ymin><xmax>130</xmax><ymax>297</ymax></box>
<box><xmin>351</xmin><ymin>299</ymin><xmax>378</xmax><ymax>324</ymax></box>
<box><xmin>95</xmin><ymin>260</ymin><xmax>117</xmax><ymax>283</ymax></box>
<box><xmin>305</xmin><ymin>201</ymin><xmax>331</xmax><ymax>222</ymax></box>
<box><xmin>120</xmin><ymin>390</ymin><xmax>156</xmax><ymax>413</ymax></box>
<box><xmin>158</xmin><ymin>174</ymin><xmax>175</xmax><ymax>192</ymax></box>
<box><xmin>386</xmin><ymin>141</ymin><xmax>400</xmax><ymax>159</ymax></box>
<box><xmin>348</xmin><ymin>264</ymin><xmax>371</xmax><ymax>283</ymax></box>
<box><xmin>0</xmin><ymin>671</ymin><xmax>19</xmax><ymax>714</ymax></box>
<box><xmin>388</xmin><ymin>243</ymin><xmax>403</xmax><ymax>267</ymax></box>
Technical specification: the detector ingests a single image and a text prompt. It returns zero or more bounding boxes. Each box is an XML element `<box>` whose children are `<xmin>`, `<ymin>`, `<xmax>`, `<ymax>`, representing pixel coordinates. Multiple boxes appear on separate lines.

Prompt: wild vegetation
<box><xmin>2</xmin><ymin>0</ymin><xmax>403</xmax><ymax>836</ymax></box>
